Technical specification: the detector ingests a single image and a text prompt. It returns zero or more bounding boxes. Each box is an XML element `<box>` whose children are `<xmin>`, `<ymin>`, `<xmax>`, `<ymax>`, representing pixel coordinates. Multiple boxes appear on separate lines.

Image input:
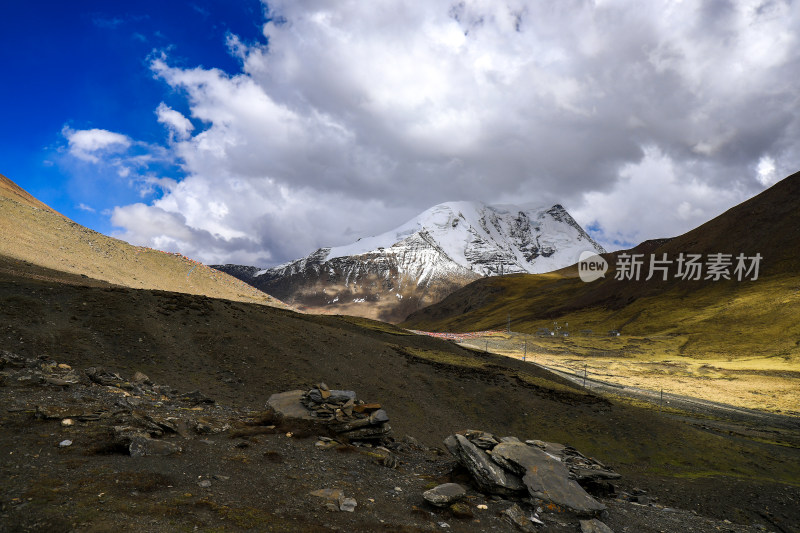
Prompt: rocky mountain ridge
<box><xmin>216</xmin><ymin>201</ymin><xmax>604</xmax><ymax>322</ymax></box>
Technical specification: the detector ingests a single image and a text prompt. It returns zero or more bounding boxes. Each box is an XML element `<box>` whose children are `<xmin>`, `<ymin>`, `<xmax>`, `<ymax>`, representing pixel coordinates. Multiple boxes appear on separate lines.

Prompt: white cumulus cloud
<box><xmin>156</xmin><ymin>103</ymin><xmax>195</xmax><ymax>140</ymax></box>
<box><xmin>63</xmin><ymin>0</ymin><xmax>800</xmax><ymax>266</ymax></box>
<box><xmin>64</xmin><ymin>127</ymin><xmax>131</xmax><ymax>163</ymax></box>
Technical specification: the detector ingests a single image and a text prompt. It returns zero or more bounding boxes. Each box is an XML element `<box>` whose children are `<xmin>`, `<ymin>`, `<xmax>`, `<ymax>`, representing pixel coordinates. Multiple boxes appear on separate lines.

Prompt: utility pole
<box><xmin>507</xmin><ymin>313</ymin><xmax>511</xmax><ymax>334</ymax></box>
<box><xmin>583</xmin><ymin>365</ymin><xmax>587</xmax><ymax>388</ymax></box>
<box><xmin>523</xmin><ymin>340</ymin><xmax>527</xmax><ymax>361</ymax></box>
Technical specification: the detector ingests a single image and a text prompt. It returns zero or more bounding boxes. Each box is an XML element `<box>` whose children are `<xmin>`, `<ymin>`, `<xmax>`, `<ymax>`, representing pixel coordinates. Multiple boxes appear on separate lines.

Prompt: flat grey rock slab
<box><xmin>267</xmin><ymin>390</ymin><xmax>315</xmax><ymax>420</ymax></box>
<box><xmin>492</xmin><ymin>442</ymin><xmax>606</xmax><ymax>516</ymax></box>
<box><xmin>453</xmin><ymin>434</ymin><xmax>524</xmax><ymax>495</ymax></box>
<box><xmin>423</xmin><ymin>483</ymin><xmax>466</xmax><ymax>507</ymax></box>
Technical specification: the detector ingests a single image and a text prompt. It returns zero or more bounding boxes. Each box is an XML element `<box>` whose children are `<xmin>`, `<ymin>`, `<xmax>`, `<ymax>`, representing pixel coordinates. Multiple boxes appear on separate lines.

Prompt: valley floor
<box><xmin>454</xmin><ymin>332</ymin><xmax>800</xmax><ymax>417</ymax></box>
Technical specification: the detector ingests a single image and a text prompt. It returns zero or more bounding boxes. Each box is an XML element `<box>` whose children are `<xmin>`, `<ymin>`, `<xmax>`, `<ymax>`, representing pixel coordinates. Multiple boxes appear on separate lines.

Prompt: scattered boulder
<box><xmin>449</xmin><ymin>434</ymin><xmax>525</xmax><ymax>495</ymax></box>
<box><xmin>492</xmin><ymin>441</ymin><xmax>606</xmax><ymax>516</ymax></box>
<box><xmin>445</xmin><ymin>430</ymin><xmax>614</xmax><ymax>518</ymax></box>
<box><xmin>423</xmin><ymin>483</ymin><xmax>466</xmax><ymax>507</ymax></box>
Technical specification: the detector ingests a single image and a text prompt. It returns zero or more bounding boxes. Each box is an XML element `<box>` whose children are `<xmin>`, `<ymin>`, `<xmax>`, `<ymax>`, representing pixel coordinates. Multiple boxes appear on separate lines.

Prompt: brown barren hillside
<box><xmin>404</xmin><ymin>171</ymin><xmax>800</xmax><ymax>361</ymax></box>
<box><xmin>0</xmin><ymin>174</ymin><xmax>58</xmax><ymax>213</ymax></box>
<box><xmin>0</xmin><ymin>173</ymin><xmax>288</xmax><ymax>308</ymax></box>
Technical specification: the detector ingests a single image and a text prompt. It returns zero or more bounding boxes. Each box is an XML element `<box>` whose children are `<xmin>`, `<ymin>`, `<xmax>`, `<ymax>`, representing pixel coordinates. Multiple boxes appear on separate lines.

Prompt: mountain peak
<box><xmin>326</xmin><ymin>200</ymin><xmax>604</xmax><ymax>276</ymax></box>
<box><xmin>215</xmin><ymin>200</ymin><xmax>604</xmax><ymax>322</ymax></box>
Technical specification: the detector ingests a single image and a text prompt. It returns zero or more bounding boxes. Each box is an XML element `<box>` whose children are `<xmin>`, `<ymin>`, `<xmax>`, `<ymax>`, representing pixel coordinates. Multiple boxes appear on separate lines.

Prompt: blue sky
<box><xmin>2</xmin><ymin>1</ymin><xmax>799</xmax><ymax>266</ymax></box>
<box><xmin>1</xmin><ymin>0</ymin><xmax>263</xmax><ymax>232</ymax></box>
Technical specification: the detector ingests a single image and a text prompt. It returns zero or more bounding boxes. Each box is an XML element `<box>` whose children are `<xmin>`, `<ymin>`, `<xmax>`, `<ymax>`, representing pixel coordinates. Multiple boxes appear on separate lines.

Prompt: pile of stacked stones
<box><xmin>269</xmin><ymin>383</ymin><xmax>392</xmax><ymax>441</ymax></box>
<box><xmin>444</xmin><ymin>430</ymin><xmax>620</xmax><ymax>518</ymax></box>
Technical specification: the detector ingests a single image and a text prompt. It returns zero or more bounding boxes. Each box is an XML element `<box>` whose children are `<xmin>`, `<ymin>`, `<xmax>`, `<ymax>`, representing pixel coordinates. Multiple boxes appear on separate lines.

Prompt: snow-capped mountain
<box><xmin>214</xmin><ymin>201</ymin><xmax>605</xmax><ymax>322</ymax></box>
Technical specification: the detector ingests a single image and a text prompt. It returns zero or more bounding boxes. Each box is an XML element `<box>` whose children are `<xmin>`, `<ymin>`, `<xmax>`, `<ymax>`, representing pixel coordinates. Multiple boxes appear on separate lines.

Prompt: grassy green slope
<box><xmin>403</xmin><ymin>171</ymin><xmax>800</xmax><ymax>362</ymax></box>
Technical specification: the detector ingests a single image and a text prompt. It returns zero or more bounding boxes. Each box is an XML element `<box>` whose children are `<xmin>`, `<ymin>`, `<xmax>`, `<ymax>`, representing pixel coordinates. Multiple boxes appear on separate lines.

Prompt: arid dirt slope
<box><xmin>0</xmin><ymin>174</ymin><xmax>286</xmax><ymax>308</ymax></box>
<box><xmin>1</xmin><ymin>258</ymin><xmax>799</xmax><ymax>531</ymax></box>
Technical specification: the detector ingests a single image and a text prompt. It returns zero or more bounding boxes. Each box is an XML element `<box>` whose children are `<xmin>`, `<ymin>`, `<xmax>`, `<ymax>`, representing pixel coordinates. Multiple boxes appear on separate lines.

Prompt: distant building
<box><xmin>608</xmin><ymin>329</ymin><xmax>621</xmax><ymax>337</ymax></box>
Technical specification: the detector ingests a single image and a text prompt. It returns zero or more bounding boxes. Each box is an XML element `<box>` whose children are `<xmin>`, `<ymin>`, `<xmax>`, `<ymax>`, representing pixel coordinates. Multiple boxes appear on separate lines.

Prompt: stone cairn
<box><xmin>268</xmin><ymin>383</ymin><xmax>391</xmax><ymax>442</ymax></box>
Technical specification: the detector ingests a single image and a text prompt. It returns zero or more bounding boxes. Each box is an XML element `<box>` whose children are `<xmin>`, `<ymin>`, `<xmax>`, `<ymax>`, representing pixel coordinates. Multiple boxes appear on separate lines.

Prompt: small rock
<box><xmin>310</xmin><ymin>488</ymin><xmax>353</xmax><ymax>512</ymax></box>
<box><xmin>131</xmin><ymin>371</ymin><xmax>152</xmax><ymax>385</ymax></box>
<box><xmin>580</xmin><ymin>518</ymin><xmax>615</xmax><ymax>533</ymax></box>
<box><xmin>308</xmin><ymin>389</ymin><xmax>356</xmax><ymax>404</ymax></box>
<box><xmin>339</xmin><ymin>497</ymin><xmax>357</xmax><ymax>512</ymax></box>
<box><xmin>353</xmin><ymin>402</ymin><xmax>381</xmax><ymax>413</ymax></box>
<box><xmin>212</xmin><ymin>475</ymin><xmax>230</xmax><ymax>481</ymax></box>
<box><xmin>198</xmin><ymin>480</ymin><xmax>212</xmax><ymax>488</ymax></box>
<box><xmin>476</xmin><ymin>504</ymin><xmax>488</xmax><ymax>510</ymax></box>
<box><xmin>57</xmin><ymin>363</ymin><xmax>72</xmax><ymax>370</ymax></box>
<box><xmin>58</xmin><ymin>439</ymin><xmax>73</xmax><ymax>447</ymax></box>
<box><xmin>423</xmin><ymin>483</ymin><xmax>467</xmax><ymax>507</ymax></box>
<box><xmin>502</xmin><ymin>503</ymin><xmax>537</xmax><ymax>533</ymax></box>
<box><xmin>448</xmin><ymin>502</ymin><xmax>473</xmax><ymax>518</ymax></box>
<box><xmin>464</xmin><ymin>430</ymin><xmax>500</xmax><ymax>449</ymax></box>
<box><xmin>61</xmin><ymin>418</ymin><xmax>74</xmax><ymax>427</ymax></box>
<box><xmin>369</xmin><ymin>409</ymin><xmax>390</xmax><ymax>424</ymax></box>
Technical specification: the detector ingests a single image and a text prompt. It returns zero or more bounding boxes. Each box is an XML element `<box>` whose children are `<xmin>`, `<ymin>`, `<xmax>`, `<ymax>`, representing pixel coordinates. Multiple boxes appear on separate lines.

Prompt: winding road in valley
<box><xmin>432</xmin><ymin>333</ymin><xmax>800</xmax><ymax>442</ymax></box>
